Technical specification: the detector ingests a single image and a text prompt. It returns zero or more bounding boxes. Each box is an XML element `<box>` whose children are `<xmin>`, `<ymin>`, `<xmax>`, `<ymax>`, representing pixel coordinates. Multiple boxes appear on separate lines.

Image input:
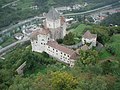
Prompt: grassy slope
<box><xmin>70</xmin><ymin>24</ymin><xmax>92</xmax><ymax>36</ymax></box>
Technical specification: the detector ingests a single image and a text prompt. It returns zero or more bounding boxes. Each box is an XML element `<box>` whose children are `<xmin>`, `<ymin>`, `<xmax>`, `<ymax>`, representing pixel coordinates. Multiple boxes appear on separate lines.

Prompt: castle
<box><xmin>30</xmin><ymin>7</ymin><xmax>77</xmax><ymax>67</ymax></box>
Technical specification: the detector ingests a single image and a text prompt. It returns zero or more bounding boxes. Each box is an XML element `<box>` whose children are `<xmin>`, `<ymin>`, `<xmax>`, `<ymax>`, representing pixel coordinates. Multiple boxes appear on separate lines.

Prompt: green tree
<box><xmin>78</xmin><ymin>50</ymin><xmax>98</xmax><ymax>65</ymax></box>
<box><xmin>63</xmin><ymin>32</ymin><xmax>75</xmax><ymax>45</ymax></box>
<box><xmin>51</xmin><ymin>71</ymin><xmax>78</xmax><ymax>90</ymax></box>
<box><xmin>9</xmin><ymin>76</ymin><xmax>34</xmax><ymax>90</ymax></box>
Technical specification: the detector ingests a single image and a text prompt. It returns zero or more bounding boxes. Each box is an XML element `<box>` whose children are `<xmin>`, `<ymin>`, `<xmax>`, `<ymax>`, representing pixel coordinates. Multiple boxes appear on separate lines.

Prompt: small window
<box><xmin>41</xmin><ymin>43</ymin><xmax>43</xmax><ymax>44</ymax></box>
<box><xmin>68</xmin><ymin>55</ymin><xmax>69</xmax><ymax>57</ymax></box>
<box><xmin>56</xmin><ymin>50</ymin><xmax>58</xmax><ymax>52</ymax></box>
<box><xmin>61</xmin><ymin>52</ymin><xmax>62</xmax><ymax>54</ymax></box>
<box><xmin>64</xmin><ymin>54</ymin><xmax>66</xmax><ymax>56</ymax></box>
<box><xmin>48</xmin><ymin>46</ymin><xmax>50</xmax><ymax>48</ymax></box>
<box><xmin>53</xmin><ymin>49</ymin><xmax>54</xmax><ymax>50</ymax></box>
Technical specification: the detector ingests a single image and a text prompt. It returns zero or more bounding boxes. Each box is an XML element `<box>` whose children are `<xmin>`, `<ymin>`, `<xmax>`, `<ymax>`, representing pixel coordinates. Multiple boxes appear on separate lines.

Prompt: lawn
<box><xmin>69</xmin><ymin>24</ymin><xmax>92</xmax><ymax>36</ymax></box>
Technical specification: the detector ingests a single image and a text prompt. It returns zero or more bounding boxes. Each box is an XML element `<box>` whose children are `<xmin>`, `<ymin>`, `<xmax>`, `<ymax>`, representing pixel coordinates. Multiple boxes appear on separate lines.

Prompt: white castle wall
<box><xmin>45</xmin><ymin>45</ymin><xmax>71</xmax><ymax>64</ymax></box>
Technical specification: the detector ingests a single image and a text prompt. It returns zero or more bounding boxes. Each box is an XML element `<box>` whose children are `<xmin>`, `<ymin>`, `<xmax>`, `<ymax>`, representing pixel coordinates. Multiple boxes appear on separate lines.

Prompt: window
<box><xmin>68</xmin><ymin>55</ymin><xmax>70</xmax><ymax>57</ymax></box>
<box><xmin>42</xmin><ymin>39</ymin><xmax>44</xmax><ymax>41</ymax></box>
<box><xmin>56</xmin><ymin>50</ymin><xmax>58</xmax><ymax>52</ymax></box>
<box><xmin>61</xmin><ymin>52</ymin><xmax>62</xmax><ymax>54</ymax></box>
<box><xmin>64</xmin><ymin>54</ymin><xmax>66</xmax><ymax>56</ymax></box>
<box><xmin>48</xmin><ymin>46</ymin><xmax>50</xmax><ymax>48</ymax></box>
<box><xmin>41</xmin><ymin>43</ymin><xmax>43</xmax><ymax>44</ymax></box>
<box><xmin>53</xmin><ymin>49</ymin><xmax>54</xmax><ymax>50</ymax></box>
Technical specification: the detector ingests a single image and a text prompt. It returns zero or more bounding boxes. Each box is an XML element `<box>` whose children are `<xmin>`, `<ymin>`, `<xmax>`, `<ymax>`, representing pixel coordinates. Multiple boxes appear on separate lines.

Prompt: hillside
<box><xmin>101</xmin><ymin>12</ymin><xmax>120</xmax><ymax>26</ymax></box>
<box><xmin>0</xmin><ymin>0</ymin><xmax>119</xmax><ymax>29</ymax></box>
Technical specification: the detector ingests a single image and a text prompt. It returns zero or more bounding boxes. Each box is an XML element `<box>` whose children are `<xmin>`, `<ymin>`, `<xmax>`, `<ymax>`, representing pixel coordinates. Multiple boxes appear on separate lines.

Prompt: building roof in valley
<box><xmin>14</xmin><ymin>33</ymin><xmax>23</xmax><ymax>37</ymax></box>
<box><xmin>46</xmin><ymin>7</ymin><xmax>60</xmax><ymax>20</ymax></box>
<box><xmin>82</xmin><ymin>30</ymin><xmax>97</xmax><ymax>39</ymax></box>
<box><xmin>47</xmin><ymin>40</ymin><xmax>77</xmax><ymax>59</ymax></box>
<box><xmin>30</xmin><ymin>27</ymin><xmax>50</xmax><ymax>40</ymax></box>
<box><xmin>60</xmin><ymin>16</ymin><xmax>66</xmax><ymax>25</ymax></box>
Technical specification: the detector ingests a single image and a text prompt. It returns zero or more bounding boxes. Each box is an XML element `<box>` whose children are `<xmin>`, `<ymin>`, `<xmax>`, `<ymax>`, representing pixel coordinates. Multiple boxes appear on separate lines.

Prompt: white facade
<box><xmin>82</xmin><ymin>38</ymin><xmax>97</xmax><ymax>46</ymax></box>
<box><xmin>31</xmin><ymin>33</ymin><xmax>50</xmax><ymax>53</ymax></box>
<box><xmin>82</xmin><ymin>31</ymin><xmax>97</xmax><ymax>47</ymax></box>
<box><xmin>45</xmin><ymin>45</ymin><xmax>70</xmax><ymax>64</ymax></box>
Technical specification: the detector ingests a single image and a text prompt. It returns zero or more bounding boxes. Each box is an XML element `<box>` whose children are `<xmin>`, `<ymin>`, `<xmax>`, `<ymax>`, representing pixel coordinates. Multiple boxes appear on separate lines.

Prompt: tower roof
<box><xmin>46</xmin><ymin>7</ymin><xmax>60</xmax><ymax>20</ymax></box>
<box><xmin>30</xmin><ymin>27</ymin><xmax>50</xmax><ymax>40</ymax></box>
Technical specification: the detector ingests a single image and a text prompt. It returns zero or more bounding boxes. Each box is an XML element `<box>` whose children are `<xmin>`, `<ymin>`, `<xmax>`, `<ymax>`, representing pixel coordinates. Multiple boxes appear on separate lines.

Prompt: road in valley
<box><xmin>64</xmin><ymin>1</ymin><xmax>120</xmax><ymax>16</ymax></box>
<box><xmin>0</xmin><ymin>37</ymin><xmax>30</xmax><ymax>55</ymax></box>
<box><xmin>0</xmin><ymin>16</ymin><xmax>44</xmax><ymax>35</ymax></box>
<box><xmin>1</xmin><ymin>1</ymin><xmax>120</xmax><ymax>35</ymax></box>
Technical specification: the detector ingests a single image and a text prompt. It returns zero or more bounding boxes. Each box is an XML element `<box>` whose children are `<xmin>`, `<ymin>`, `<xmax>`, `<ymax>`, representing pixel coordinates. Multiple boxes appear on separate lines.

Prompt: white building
<box><xmin>45</xmin><ymin>41</ymin><xmax>77</xmax><ymax>67</ymax></box>
<box><xmin>30</xmin><ymin>7</ymin><xmax>77</xmax><ymax>67</ymax></box>
<box><xmin>82</xmin><ymin>30</ymin><xmax>97</xmax><ymax>46</ymax></box>
<box><xmin>14</xmin><ymin>33</ymin><xmax>24</xmax><ymax>40</ymax></box>
<box><xmin>31</xmin><ymin>27</ymin><xmax>50</xmax><ymax>53</ymax></box>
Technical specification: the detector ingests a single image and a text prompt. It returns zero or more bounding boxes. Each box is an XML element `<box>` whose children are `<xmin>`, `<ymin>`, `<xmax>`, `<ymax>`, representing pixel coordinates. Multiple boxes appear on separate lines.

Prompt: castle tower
<box><xmin>45</xmin><ymin>7</ymin><xmax>66</xmax><ymax>40</ymax></box>
<box><xmin>46</xmin><ymin>7</ymin><xmax>61</xmax><ymax>29</ymax></box>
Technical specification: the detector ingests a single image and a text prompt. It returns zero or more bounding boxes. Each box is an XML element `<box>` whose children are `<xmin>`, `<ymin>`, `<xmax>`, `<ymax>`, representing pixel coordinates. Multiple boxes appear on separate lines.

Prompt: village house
<box><xmin>14</xmin><ymin>33</ymin><xmax>24</xmax><ymax>40</ymax></box>
<box><xmin>82</xmin><ymin>30</ymin><xmax>97</xmax><ymax>47</ymax></box>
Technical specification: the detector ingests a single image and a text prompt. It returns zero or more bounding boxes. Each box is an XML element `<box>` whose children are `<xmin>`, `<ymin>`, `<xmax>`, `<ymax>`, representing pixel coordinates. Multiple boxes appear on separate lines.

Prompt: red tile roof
<box><xmin>83</xmin><ymin>30</ymin><xmax>97</xmax><ymax>39</ymax></box>
<box><xmin>47</xmin><ymin>40</ymin><xmax>76</xmax><ymax>59</ymax></box>
<box><xmin>31</xmin><ymin>27</ymin><xmax>50</xmax><ymax>39</ymax></box>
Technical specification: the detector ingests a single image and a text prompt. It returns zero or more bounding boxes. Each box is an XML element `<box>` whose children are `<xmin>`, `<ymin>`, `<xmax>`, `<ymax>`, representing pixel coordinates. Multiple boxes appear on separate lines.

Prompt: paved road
<box><xmin>0</xmin><ymin>38</ymin><xmax>30</xmax><ymax>55</ymax></box>
<box><xmin>2</xmin><ymin>0</ymin><xmax>20</xmax><ymax>8</ymax></box>
<box><xmin>64</xmin><ymin>1</ymin><xmax>120</xmax><ymax>16</ymax></box>
<box><xmin>0</xmin><ymin>16</ymin><xmax>44</xmax><ymax>35</ymax></box>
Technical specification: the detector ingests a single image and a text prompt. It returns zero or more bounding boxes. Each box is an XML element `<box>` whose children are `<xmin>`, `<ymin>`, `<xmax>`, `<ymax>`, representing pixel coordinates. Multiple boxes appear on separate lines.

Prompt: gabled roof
<box><xmin>46</xmin><ymin>7</ymin><xmax>60</xmax><ymax>20</ymax></box>
<box><xmin>47</xmin><ymin>40</ymin><xmax>76</xmax><ymax>59</ymax></box>
<box><xmin>82</xmin><ymin>30</ymin><xmax>97</xmax><ymax>39</ymax></box>
<box><xmin>30</xmin><ymin>27</ymin><xmax>50</xmax><ymax>40</ymax></box>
